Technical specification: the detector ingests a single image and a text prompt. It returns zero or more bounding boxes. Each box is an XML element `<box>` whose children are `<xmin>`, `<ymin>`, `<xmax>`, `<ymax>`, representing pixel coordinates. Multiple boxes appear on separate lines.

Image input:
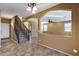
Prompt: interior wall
<box><xmin>38</xmin><ymin>4</ymin><xmax>79</xmax><ymax>55</ymax></box>
<box><xmin>10</xmin><ymin>17</ymin><xmax>17</xmax><ymax>42</ymax></box>
<box><xmin>72</xmin><ymin>9</ymin><xmax>79</xmax><ymax>55</ymax></box>
<box><xmin>47</xmin><ymin>22</ymin><xmax>64</xmax><ymax>35</ymax></box>
<box><xmin>24</xmin><ymin>21</ymin><xmax>32</xmax><ymax>31</ymax></box>
<box><xmin>25</xmin><ymin>3</ymin><xmax>79</xmax><ymax>55</ymax></box>
<box><xmin>28</xmin><ymin>18</ymin><xmax>38</xmax><ymax>44</ymax></box>
<box><xmin>47</xmin><ymin>21</ymin><xmax>72</xmax><ymax>36</ymax></box>
<box><xmin>39</xmin><ymin>33</ymin><xmax>73</xmax><ymax>55</ymax></box>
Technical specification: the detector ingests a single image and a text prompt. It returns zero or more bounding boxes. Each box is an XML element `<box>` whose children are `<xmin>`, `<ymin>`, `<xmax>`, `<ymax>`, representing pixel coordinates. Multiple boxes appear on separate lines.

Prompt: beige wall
<box><xmin>25</xmin><ymin>3</ymin><xmax>79</xmax><ymax>55</ymax></box>
<box><xmin>39</xmin><ymin>33</ymin><xmax>74</xmax><ymax>55</ymax></box>
<box><xmin>72</xmin><ymin>9</ymin><xmax>79</xmax><ymax>55</ymax></box>
<box><xmin>39</xmin><ymin>4</ymin><xmax>79</xmax><ymax>55</ymax></box>
<box><xmin>38</xmin><ymin>4</ymin><xmax>79</xmax><ymax>55</ymax></box>
<box><xmin>47</xmin><ymin>22</ymin><xmax>72</xmax><ymax>36</ymax></box>
<box><xmin>47</xmin><ymin>22</ymin><xmax>64</xmax><ymax>35</ymax></box>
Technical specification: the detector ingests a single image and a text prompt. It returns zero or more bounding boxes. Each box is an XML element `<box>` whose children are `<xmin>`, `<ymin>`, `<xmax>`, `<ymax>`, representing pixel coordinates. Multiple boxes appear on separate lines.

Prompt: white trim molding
<box><xmin>39</xmin><ymin>43</ymin><xmax>72</xmax><ymax>56</ymax></box>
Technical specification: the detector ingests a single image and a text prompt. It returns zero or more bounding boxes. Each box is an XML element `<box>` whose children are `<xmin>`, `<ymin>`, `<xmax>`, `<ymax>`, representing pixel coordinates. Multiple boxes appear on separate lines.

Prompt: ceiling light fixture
<box><xmin>26</xmin><ymin>3</ymin><xmax>37</xmax><ymax>14</ymax></box>
<box><xmin>32</xmin><ymin>10</ymin><xmax>36</xmax><ymax>14</ymax></box>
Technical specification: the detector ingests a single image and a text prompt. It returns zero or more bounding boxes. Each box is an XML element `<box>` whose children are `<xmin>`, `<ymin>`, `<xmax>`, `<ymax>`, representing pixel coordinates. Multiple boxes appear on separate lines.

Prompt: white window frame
<box><xmin>43</xmin><ymin>24</ymin><xmax>48</xmax><ymax>32</ymax></box>
<box><xmin>64</xmin><ymin>22</ymin><xmax>71</xmax><ymax>32</ymax></box>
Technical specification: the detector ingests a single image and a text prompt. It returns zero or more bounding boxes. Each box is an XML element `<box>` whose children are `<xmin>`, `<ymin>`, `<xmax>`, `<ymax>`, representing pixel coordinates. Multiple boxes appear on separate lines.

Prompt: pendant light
<box><xmin>26</xmin><ymin>3</ymin><xmax>37</xmax><ymax>14</ymax></box>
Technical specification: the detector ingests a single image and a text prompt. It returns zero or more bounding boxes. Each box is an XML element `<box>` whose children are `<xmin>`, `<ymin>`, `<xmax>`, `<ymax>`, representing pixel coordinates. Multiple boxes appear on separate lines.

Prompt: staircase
<box><xmin>18</xmin><ymin>30</ymin><xmax>28</xmax><ymax>43</ymax></box>
<box><xmin>14</xmin><ymin>16</ymin><xmax>30</xmax><ymax>43</ymax></box>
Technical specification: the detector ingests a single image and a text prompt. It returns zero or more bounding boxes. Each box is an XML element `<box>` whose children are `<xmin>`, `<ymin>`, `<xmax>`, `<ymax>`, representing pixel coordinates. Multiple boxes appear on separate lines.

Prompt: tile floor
<box><xmin>0</xmin><ymin>39</ymin><xmax>68</xmax><ymax>56</ymax></box>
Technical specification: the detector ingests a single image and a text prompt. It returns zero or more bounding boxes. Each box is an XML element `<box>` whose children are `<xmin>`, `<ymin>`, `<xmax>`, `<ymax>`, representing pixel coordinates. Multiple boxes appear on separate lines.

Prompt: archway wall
<box><xmin>38</xmin><ymin>4</ymin><xmax>79</xmax><ymax>55</ymax></box>
<box><xmin>24</xmin><ymin>3</ymin><xmax>79</xmax><ymax>55</ymax></box>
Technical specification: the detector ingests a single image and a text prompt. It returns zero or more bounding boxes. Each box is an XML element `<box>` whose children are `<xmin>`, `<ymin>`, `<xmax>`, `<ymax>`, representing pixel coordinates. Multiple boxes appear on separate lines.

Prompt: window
<box><xmin>64</xmin><ymin>23</ymin><xmax>71</xmax><ymax>32</ymax></box>
<box><xmin>40</xmin><ymin>22</ymin><xmax>48</xmax><ymax>33</ymax></box>
<box><xmin>1</xmin><ymin>23</ymin><xmax>9</xmax><ymax>38</ymax></box>
<box><xmin>43</xmin><ymin>24</ymin><xmax>47</xmax><ymax>32</ymax></box>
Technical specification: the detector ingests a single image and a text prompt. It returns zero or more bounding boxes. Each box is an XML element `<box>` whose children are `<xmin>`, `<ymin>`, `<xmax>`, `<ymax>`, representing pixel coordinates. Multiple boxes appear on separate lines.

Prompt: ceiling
<box><xmin>0</xmin><ymin>3</ymin><xmax>59</xmax><ymax>19</ymax></box>
<box><xmin>40</xmin><ymin>10</ymin><xmax>72</xmax><ymax>22</ymax></box>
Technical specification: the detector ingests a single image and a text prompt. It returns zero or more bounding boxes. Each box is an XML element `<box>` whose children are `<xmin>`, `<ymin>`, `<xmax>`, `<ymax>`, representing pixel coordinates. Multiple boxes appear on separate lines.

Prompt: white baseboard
<box><xmin>39</xmin><ymin>43</ymin><xmax>72</xmax><ymax>56</ymax></box>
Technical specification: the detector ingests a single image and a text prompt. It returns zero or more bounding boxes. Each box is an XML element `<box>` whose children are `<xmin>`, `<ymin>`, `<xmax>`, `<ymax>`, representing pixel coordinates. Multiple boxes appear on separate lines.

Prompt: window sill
<box><xmin>64</xmin><ymin>36</ymin><xmax>72</xmax><ymax>37</ymax></box>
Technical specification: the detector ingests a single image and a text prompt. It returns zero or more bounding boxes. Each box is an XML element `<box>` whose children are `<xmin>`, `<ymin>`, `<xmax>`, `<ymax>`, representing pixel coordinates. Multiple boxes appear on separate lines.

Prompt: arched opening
<box><xmin>39</xmin><ymin>10</ymin><xmax>72</xmax><ymax>36</ymax></box>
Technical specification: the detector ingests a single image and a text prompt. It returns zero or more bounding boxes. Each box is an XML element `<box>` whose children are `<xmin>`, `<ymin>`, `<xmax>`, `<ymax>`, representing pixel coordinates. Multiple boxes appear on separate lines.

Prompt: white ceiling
<box><xmin>0</xmin><ymin>3</ymin><xmax>59</xmax><ymax>18</ymax></box>
<box><xmin>40</xmin><ymin>10</ymin><xmax>72</xmax><ymax>22</ymax></box>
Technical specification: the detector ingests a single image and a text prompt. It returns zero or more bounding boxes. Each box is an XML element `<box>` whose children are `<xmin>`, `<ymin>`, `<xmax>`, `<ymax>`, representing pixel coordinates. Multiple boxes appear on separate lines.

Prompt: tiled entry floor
<box><xmin>0</xmin><ymin>39</ymin><xmax>67</xmax><ymax>56</ymax></box>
